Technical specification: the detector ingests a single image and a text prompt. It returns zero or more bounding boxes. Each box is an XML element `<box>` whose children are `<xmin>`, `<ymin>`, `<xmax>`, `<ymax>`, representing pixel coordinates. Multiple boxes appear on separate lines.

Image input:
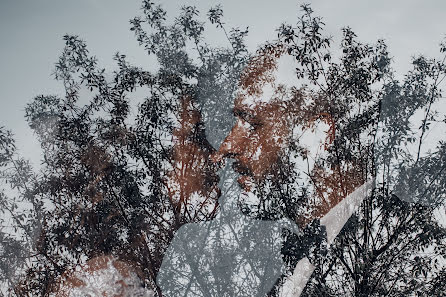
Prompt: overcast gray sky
<box><xmin>1</xmin><ymin>0</ymin><xmax>445</xmax><ymax>167</ymax></box>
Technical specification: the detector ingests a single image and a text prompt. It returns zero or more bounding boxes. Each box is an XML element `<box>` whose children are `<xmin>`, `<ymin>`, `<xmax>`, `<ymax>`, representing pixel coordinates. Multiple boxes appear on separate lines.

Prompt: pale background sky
<box><xmin>1</xmin><ymin>0</ymin><xmax>445</xmax><ymax>168</ymax></box>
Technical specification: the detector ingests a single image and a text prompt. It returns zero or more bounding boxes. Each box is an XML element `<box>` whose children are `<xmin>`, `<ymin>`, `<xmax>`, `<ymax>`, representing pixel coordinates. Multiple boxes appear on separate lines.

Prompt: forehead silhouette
<box><xmin>236</xmin><ymin>44</ymin><xmax>299</xmax><ymax>108</ymax></box>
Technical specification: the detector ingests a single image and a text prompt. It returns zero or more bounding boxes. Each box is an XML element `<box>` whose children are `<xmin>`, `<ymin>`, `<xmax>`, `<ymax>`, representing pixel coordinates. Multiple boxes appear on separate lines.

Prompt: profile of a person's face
<box><xmin>217</xmin><ymin>96</ymin><xmax>289</xmax><ymax>188</ymax></box>
<box><xmin>168</xmin><ymin>44</ymin><xmax>341</xmax><ymax>222</ymax></box>
<box><xmin>215</xmin><ymin>46</ymin><xmax>332</xmax><ymax>191</ymax></box>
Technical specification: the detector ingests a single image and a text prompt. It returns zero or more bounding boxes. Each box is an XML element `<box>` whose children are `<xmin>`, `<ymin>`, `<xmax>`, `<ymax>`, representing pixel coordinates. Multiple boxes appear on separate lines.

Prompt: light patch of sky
<box><xmin>289</xmin><ymin>120</ymin><xmax>333</xmax><ymax>208</ymax></box>
<box><xmin>405</xmin><ymin>100</ymin><xmax>446</xmax><ymax>158</ymax></box>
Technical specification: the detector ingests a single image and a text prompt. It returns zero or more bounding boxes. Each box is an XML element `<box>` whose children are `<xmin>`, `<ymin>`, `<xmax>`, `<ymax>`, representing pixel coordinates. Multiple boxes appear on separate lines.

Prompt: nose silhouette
<box><xmin>211</xmin><ymin>119</ymin><xmax>249</xmax><ymax>163</ymax></box>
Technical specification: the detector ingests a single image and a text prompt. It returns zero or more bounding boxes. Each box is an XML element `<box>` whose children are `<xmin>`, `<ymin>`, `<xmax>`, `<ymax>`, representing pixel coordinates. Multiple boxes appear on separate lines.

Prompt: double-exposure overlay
<box><xmin>0</xmin><ymin>1</ymin><xmax>445</xmax><ymax>296</ymax></box>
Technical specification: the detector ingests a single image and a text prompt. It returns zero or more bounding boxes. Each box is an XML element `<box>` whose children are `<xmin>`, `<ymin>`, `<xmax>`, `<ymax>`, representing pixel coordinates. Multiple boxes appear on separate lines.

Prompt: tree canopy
<box><xmin>0</xmin><ymin>1</ymin><xmax>445</xmax><ymax>296</ymax></box>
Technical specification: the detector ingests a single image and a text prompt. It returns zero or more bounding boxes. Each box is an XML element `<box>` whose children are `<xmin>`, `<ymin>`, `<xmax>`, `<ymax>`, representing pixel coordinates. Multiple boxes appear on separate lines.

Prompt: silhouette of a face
<box><xmin>215</xmin><ymin>46</ymin><xmax>331</xmax><ymax>191</ymax></box>
<box><xmin>217</xmin><ymin>96</ymin><xmax>290</xmax><ymax>190</ymax></box>
<box><xmin>213</xmin><ymin>45</ymin><xmax>296</xmax><ymax>190</ymax></box>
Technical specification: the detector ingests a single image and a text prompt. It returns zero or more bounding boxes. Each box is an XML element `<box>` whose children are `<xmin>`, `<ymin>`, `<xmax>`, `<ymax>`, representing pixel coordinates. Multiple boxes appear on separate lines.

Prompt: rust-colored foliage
<box><xmin>238</xmin><ymin>44</ymin><xmax>286</xmax><ymax>98</ymax></box>
<box><xmin>165</xmin><ymin>96</ymin><xmax>220</xmax><ymax>221</ymax></box>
